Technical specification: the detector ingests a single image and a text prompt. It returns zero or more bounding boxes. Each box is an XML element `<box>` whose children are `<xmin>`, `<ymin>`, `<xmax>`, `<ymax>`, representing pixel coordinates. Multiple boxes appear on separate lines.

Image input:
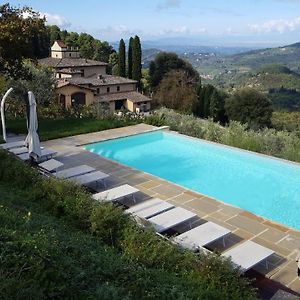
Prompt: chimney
<box><xmin>97</xmin><ymin>74</ymin><xmax>103</xmax><ymax>79</ymax></box>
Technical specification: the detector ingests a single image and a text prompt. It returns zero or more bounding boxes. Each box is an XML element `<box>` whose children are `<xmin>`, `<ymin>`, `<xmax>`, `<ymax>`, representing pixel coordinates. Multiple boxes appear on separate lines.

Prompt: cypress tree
<box><xmin>132</xmin><ymin>35</ymin><xmax>142</xmax><ymax>87</ymax></box>
<box><xmin>127</xmin><ymin>37</ymin><xmax>134</xmax><ymax>78</ymax></box>
<box><xmin>118</xmin><ymin>38</ymin><xmax>126</xmax><ymax>77</ymax></box>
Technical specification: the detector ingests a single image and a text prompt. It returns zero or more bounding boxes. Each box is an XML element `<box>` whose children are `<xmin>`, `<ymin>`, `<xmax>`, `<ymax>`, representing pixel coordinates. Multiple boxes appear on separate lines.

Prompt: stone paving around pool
<box><xmin>41</xmin><ymin>123</ymin><xmax>300</xmax><ymax>295</ymax></box>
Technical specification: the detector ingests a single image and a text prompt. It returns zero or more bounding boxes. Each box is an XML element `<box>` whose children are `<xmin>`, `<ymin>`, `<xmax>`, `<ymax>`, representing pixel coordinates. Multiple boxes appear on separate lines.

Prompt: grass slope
<box><xmin>0</xmin><ymin>151</ymin><xmax>257</xmax><ymax>299</ymax></box>
<box><xmin>5</xmin><ymin>118</ymin><xmax>139</xmax><ymax>141</ymax></box>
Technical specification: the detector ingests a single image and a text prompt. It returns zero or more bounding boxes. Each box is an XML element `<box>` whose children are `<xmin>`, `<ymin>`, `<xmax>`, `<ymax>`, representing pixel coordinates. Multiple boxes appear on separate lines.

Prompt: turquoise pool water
<box><xmin>85</xmin><ymin>131</ymin><xmax>300</xmax><ymax>230</ymax></box>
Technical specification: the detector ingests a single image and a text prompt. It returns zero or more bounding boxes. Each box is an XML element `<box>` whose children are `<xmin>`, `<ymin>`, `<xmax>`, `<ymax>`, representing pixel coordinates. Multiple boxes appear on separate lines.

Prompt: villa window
<box><xmin>117</xmin><ymin>86</ymin><xmax>120</xmax><ymax>92</ymax></box>
<box><xmin>69</xmin><ymin>53</ymin><xmax>72</xmax><ymax>57</ymax></box>
<box><xmin>97</xmin><ymin>88</ymin><xmax>100</xmax><ymax>94</ymax></box>
<box><xmin>107</xmin><ymin>87</ymin><xmax>110</xmax><ymax>93</ymax></box>
<box><xmin>71</xmin><ymin>92</ymin><xmax>86</xmax><ymax>107</ymax></box>
<box><xmin>80</xmin><ymin>69</ymin><xmax>84</xmax><ymax>77</ymax></box>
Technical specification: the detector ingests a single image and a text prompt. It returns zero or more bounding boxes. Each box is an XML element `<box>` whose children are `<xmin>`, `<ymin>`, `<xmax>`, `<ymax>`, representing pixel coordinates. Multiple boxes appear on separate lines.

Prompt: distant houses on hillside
<box><xmin>39</xmin><ymin>40</ymin><xmax>151</xmax><ymax>113</ymax></box>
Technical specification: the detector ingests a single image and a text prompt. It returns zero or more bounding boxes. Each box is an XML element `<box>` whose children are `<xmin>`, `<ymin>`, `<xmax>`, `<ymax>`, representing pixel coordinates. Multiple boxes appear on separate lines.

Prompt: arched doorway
<box><xmin>59</xmin><ymin>94</ymin><xmax>66</xmax><ymax>108</ymax></box>
<box><xmin>71</xmin><ymin>92</ymin><xmax>86</xmax><ymax>107</ymax></box>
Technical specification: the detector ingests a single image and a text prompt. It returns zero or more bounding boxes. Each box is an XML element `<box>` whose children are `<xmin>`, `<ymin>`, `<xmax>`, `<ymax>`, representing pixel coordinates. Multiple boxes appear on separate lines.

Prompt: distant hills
<box><xmin>227</xmin><ymin>42</ymin><xmax>300</xmax><ymax>73</ymax></box>
<box><xmin>139</xmin><ymin>40</ymin><xmax>300</xmax><ymax>111</ymax></box>
<box><xmin>187</xmin><ymin>42</ymin><xmax>300</xmax><ymax>95</ymax></box>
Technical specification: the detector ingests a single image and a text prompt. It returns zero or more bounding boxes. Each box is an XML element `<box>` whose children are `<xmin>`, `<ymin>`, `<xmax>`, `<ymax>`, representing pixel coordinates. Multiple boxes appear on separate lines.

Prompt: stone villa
<box><xmin>39</xmin><ymin>40</ymin><xmax>151</xmax><ymax>113</ymax></box>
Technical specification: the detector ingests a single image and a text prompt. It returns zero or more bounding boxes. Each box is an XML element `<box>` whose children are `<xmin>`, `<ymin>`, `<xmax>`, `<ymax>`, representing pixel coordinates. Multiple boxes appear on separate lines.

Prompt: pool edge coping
<box><xmin>79</xmin><ymin>125</ymin><xmax>300</xmax><ymax>234</ymax></box>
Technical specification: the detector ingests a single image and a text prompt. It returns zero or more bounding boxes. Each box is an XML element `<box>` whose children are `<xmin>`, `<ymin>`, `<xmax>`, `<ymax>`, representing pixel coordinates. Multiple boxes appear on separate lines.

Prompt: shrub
<box><xmin>89</xmin><ymin>203</ymin><xmax>133</xmax><ymax>246</ymax></box>
<box><xmin>225</xmin><ymin>88</ymin><xmax>273</xmax><ymax>129</ymax></box>
<box><xmin>146</xmin><ymin>108</ymin><xmax>300</xmax><ymax>163</ymax></box>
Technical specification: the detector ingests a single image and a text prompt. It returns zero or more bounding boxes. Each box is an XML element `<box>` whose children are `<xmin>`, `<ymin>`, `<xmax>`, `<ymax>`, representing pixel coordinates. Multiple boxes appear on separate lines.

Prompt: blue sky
<box><xmin>8</xmin><ymin>0</ymin><xmax>300</xmax><ymax>47</ymax></box>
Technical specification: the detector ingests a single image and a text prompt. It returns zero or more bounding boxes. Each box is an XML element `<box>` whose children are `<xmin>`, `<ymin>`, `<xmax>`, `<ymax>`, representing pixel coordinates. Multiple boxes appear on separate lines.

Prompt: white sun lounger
<box><xmin>55</xmin><ymin>165</ymin><xmax>95</xmax><ymax>179</ymax></box>
<box><xmin>172</xmin><ymin>221</ymin><xmax>231</xmax><ymax>251</ymax></box>
<box><xmin>222</xmin><ymin>240</ymin><xmax>274</xmax><ymax>272</ymax></box>
<box><xmin>71</xmin><ymin>170</ymin><xmax>109</xmax><ymax>187</ymax></box>
<box><xmin>147</xmin><ymin>207</ymin><xmax>197</xmax><ymax>233</ymax></box>
<box><xmin>92</xmin><ymin>184</ymin><xmax>139</xmax><ymax>203</ymax></box>
<box><xmin>0</xmin><ymin>140</ymin><xmax>25</xmax><ymax>150</ymax></box>
<box><xmin>39</xmin><ymin>159</ymin><xmax>64</xmax><ymax>172</ymax></box>
<box><xmin>126</xmin><ymin>198</ymin><xmax>175</xmax><ymax>219</ymax></box>
<box><xmin>18</xmin><ymin>149</ymin><xmax>57</xmax><ymax>161</ymax></box>
<box><xmin>9</xmin><ymin>146</ymin><xmax>28</xmax><ymax>155</ymax></box>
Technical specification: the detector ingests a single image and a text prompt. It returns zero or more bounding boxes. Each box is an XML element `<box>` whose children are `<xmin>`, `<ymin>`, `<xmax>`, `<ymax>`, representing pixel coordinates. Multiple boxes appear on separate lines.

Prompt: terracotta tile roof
<box><xmin>39</xmin><ymin>57</ymin><xmax>108</xmax><ymax>68</ymax></box>
<box><xmin>95</xmin><ymin>91</ymin><xmax>151</xmax><ymax>103</ymax></box>
<box><xmin>56</xmin><ymin>40</ymin><xmax>67</xmax><ymax>48</ymax></box>
<box><xmin>56</xmin><ymin>81</ymin><xmax>95</xmax><ymax>91</ymax></box>
<box><xmin>67</xmin><ymin>75</ymin><xmax>137</xmax><ymax>86</ymax></box>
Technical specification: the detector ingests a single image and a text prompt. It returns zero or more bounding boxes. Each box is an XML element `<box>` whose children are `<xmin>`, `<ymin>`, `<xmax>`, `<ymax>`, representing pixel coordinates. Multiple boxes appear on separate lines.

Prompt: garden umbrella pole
<box><xmin>25</xmin><ymin>91</ymin><xmax>41</xmax><ymax>161</ymax></box>
<box><xmin>1</xmin><ymin>87</ymin><xmax>13</xmax><ymax>142</ymax></box>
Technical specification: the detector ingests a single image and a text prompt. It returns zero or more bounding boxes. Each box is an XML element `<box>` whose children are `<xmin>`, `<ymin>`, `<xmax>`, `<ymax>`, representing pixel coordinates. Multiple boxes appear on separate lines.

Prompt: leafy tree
<box><xmin>141</xmin><ymin>69</ymin><xmax>150</xmax><ymax>94</ymax></box>
<box><xmin>108</xmin><ymin>52</ymin><xmax>119</xmax><ymax>75</ymax></box>
<box><xmin>193</xmin><ymin>84</ymin><xmax>227</xmax><ymax>123</ymax></box>
<box><xmin>192</xmin><ymin>82</ymin><xmax>203</xmax><ymax>117</ymax></box>
<box><xmin>193</xmin><ymin>84</ymin><xmax>214</xmax><ymax>118</ymax></box>
<box><xmin>48</xmin><ymin>25</ymin><xmax>61</xmax><ymax>45</ymax></box>
<box><xmin>225</xmin><ymin>88</ymin><xmax>273</xmax><ymax>128</ymax></box>
<box><xmin>132</xmin><ymin>35</ymin><xmax>142</xmax><ymax>86</ymax></box>
<box><xmin>154</xmin><ymin>70</ymin><xmax>197</xmax><ymax>112</ymax></box>
<box><xmin>78</xmin><ymin>33</ymin><xmax>95</xmax><ymax>59</ymax></box>
<box><xmin>127</xmin><ymin>37</ymin><xmax>134</xmax><ymax>78</ymax></box>
<box><xmin>60</xmin><ymin>29</ymin><xmax>68</xmax><ymax>41</ymax></box>
<box><xmin>9</xmin><ymin>61</ymin><xmax>55</xmax><ymax>106</ymax></box>
<box><xmin>64</xmin><ymin>31</ymin><xmax>79</xmax><ymax>47</ymax></box>
<box><xmin>202</xmin><ymin>84</ymin><xmax>215</xmax><ymax>117</ymax></box>
<box><xmin>149</xmin><ymin>52</ymin><xmax>199</xmax><ymax>89</ymax></box>
<box><xmin>93</xmin><ymin>40</ymin><xmax>115</xmax><ymax>63</ymax></box>
<box><xmin>0</xmin><ymin>4</ymin><xmax>50</xmax><ymax>79</ymax></box>
<box><xmin>118</xmin><ymin>39</ymin><xmax>126</xmax><ymax>77</ymax></box>
<box><xmin>209</xmin><ymin>89</ymin><xmax>227</xmax><ymax>123</ymax></box>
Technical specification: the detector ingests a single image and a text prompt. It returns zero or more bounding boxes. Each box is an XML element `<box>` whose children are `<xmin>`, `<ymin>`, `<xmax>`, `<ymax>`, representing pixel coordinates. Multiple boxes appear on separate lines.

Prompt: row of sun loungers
<box><xmin>0</xmin><ymin>140</ymin><xmax>25</xmax><ymax>150</ymax></box>
<box><xmin>93</xmin><ymin>184</ymin><xmax>139</xmax><ymax>202</ymax></box>
<box><xmin>125</xmin><ymin>198</ymin><xmax>274</xmax><ymax>273</ymax></box>
<box><xmin>1</xmin><ymin>140</ymin><xmax>275</xmax><ymax>274</ymax></box>
<box><xmin>1</xmin><ymin>140</ymin><xmax>57</xmax><ymax>162</ymax></box>
<box><xmin>126</xmin><ymin>198</ymin><xmax>175</xmax><ymax>219</ymax></box>
<box><xmin>173</xmin><ymin>221</ymin><xmax>231</xmax><ymax>250</ymax></box>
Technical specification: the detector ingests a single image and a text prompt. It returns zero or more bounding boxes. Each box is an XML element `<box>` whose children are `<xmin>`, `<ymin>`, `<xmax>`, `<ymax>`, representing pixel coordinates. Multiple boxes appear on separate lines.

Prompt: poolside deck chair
<box><xmin>172</xmin><ymin>221</ymin><xmax>231</xmax><ymax>251</ymax></box>
<box><xmin>54</xmin><ymin>165</ymin><xmax>95</xmax><ymax>179</ymax></box>
<box><xmin>39</xmin><ymin>159</ymin><xmax>64</xmax><ymax>173</ymax></box>
<box><xmin>126</xmin><ymin>198</ymin><xmax>175</xmax><ymax>219</ymax></box>
<box><xmin>9</xmin><ymin>146</ymin><xmax>28</xmax><ymax>155</ymax></box>
<box><xmin>92</xmin><ymin>184</ymin><xmax>139</xmax><ymax>203</ymax></box>
<box><xmin>17</xmin><ymin>148</ymin><xmax>57</xmax><ymax>162</ymax></box>
<box><xmin>71</xmin><ymin>170</ymin><xmax>109</xmax><ymax>187</ymax></box>
<box><xmin>0</xmin><ymin>140</ymin><xmax>25</xmax><ymax>150</ymax></box>
<box><xmin>222</xmin><ymin>240</ymin><xmax>274</xmax><ymax>272</ymax></box>
<box><xmin>147</xmin><ymin>207</ymin><xmax>197</xmax><ymax>233</ymax></box>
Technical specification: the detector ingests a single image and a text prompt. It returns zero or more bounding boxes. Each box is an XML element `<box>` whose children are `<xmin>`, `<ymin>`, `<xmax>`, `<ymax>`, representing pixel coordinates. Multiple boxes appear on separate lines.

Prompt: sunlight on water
<box><xmin>85</xmin><ymin>131</ymin><xmax>300</xmax><ymax>230</ymax></box>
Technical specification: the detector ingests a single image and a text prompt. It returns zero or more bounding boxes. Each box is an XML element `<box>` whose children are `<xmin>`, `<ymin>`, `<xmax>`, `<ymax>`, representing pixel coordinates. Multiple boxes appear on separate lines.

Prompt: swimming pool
<box><xmin>85</xmin><ymin>130</ymin><xmax>300</xmax><ymax>230</ymax></box>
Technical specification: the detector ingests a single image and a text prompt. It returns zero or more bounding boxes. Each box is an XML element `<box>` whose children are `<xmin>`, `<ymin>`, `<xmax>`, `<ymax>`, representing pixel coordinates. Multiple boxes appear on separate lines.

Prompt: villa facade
<box><xmin>39</xmin><ymin>40</ymin><xmax>151</xmax><ymax>113</ymax></box>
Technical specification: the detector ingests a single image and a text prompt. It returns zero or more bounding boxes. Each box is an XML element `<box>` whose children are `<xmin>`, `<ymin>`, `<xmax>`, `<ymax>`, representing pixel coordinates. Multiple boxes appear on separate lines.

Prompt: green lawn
<box><xmin>6</xmin><ymin>117</ymin><xmax>140</xmax><ymax>141</ymax></box>
<box><xmin>0</xmin><ymin>150</ymin><xmax>257</xmax><ymax>300</ymax></box>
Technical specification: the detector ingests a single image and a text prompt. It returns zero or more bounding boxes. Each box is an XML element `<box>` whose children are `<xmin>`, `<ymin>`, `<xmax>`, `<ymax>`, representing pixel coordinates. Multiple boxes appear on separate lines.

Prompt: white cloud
<box><xmin>156</xmin><ymin>0</ymin><xmax>182</xmax><ymax>10</ymax></box>
<box><xmin>94</xmin><ymin>25</ymin><xmax>142</xmax><ymax>40</ymax></box>
<box><xmin>22</xmin><ymin>11</ymin><xmax>71</xmax><ymax>28</ymax></box>
<box><xmin>40</xmin><ymin>12</ymin><xmax>71</xmax><ymax>28</ymax></box>
<box><xmin>160</xmin><ymin>26</ymin><xmax>207</xmax><ymax>35</ymax></box>
<box><xmin>249</xmin><ymin>16</ymin><xmax>300</xmax><ymax>33</ymax></box>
